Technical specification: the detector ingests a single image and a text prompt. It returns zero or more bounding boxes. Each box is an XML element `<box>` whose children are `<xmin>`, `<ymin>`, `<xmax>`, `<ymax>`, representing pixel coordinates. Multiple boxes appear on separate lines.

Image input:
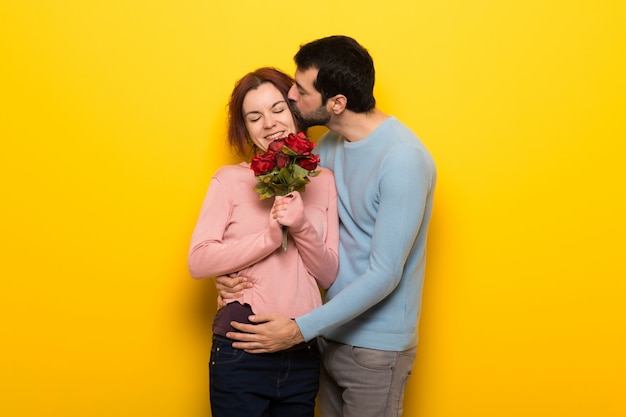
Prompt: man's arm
<box><xmin>215</xmin><ymin>275</ymin><xmax>253</xmax><ymax>301</ymax></box>
<box><xmin>295</xmin><ymin>144</ymin><xmax>435</xmax><ymax>340</ymax></box>
<box><xmin>219</xmin><ymin>144</ymin><xmax>434</xmax><ymax>352</ymax></box>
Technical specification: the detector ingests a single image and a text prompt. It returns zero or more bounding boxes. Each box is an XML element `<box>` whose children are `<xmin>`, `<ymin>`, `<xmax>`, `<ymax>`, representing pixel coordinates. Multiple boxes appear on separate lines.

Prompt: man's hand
<box><xmin>226</xmin><ymin>313</ymin><xmax>305</xmax><ymax>354</ymax></box>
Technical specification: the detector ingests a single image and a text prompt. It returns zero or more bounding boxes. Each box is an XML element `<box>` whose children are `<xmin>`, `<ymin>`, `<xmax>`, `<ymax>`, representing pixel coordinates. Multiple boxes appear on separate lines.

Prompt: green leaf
<box><xmin>281</xmin><ymin>146</ymin><xmax>300</xmax><ymax>157</ymax></box>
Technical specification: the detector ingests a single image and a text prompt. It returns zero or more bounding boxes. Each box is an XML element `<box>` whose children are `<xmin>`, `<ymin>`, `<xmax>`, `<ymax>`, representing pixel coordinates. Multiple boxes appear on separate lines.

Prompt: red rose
<box><xmin>268</xmin><ymin>138</ymin><xmax>286</xmax><ymax>153</ymax></box>
<box><xmin>275</xmin><ymin>152</ymin><xmax>290</xmax><ymax>168</ymax></box>
<box><xmin>284</xmin><ymin>132</ymin><xmax>315</xmax><ymax>155</ymax></box>
<box><xmin>250</xmin><ymin>151</ymin><xmax>277</xmax><ymax>176</ymax></box>
<box><xmin>297</xmin><ymin>154</ymin><xmax>320</xmax><ymax>171</ymax></box>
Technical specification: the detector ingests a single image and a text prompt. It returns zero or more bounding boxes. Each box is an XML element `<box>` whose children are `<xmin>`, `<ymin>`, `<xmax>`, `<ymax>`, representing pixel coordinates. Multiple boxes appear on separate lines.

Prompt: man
<box><xmin>218</xmin><ymin>35</ymin><xmax>437</xmax><ymax>417</ymax></box>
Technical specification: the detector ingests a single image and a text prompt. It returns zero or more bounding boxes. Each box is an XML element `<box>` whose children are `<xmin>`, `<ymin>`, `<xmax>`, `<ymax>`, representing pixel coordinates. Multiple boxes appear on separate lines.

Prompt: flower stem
<box><xmin>281</xmin><ymin>225</ymin><xmax>288</xmax><ymax>252</ymax></box>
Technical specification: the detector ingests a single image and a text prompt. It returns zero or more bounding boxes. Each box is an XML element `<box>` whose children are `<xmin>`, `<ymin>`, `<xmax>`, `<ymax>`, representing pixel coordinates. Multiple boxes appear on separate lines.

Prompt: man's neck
<box><xmin>327</xmin><ymin>108</ymin><xmax>389</xmax><ymax>142</ymax></box>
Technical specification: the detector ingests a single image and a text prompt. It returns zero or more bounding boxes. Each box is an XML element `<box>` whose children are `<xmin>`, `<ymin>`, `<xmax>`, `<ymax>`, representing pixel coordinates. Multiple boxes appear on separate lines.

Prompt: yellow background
<box><xmin>1</xmin><ymin>1</ymin><xmax>624</xmax><ymax>416</ymax></box>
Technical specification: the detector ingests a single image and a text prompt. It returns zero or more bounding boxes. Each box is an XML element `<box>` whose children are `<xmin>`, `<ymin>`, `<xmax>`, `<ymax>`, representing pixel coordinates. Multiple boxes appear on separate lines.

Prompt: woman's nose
<box><xmin>264</xmin><ymin>115</ymin><xmax>277</xmax><ymax>128</ymax></box>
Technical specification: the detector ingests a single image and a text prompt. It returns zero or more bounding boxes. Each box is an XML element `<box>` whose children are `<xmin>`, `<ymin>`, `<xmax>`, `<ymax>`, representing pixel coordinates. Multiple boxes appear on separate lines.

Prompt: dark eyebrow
<box><xmin>294</xmin><ymin>81</ymin><xmax>307</xmax><ymax>92</ymax></box>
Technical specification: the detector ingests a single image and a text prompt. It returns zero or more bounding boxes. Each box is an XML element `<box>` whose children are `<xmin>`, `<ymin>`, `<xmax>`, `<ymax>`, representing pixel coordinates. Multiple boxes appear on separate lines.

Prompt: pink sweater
<box><xmin>188</xmin><ymin>162</ymin><xmax>339</xmax><ymax>318</ymax></box>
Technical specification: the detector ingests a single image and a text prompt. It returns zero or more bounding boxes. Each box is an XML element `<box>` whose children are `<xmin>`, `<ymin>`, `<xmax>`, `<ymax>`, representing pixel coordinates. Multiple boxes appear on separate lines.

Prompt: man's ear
<box><xmin>328</xmin><ymin>94</ymin><xmax>347</xmax><ymax>114</ymax></box>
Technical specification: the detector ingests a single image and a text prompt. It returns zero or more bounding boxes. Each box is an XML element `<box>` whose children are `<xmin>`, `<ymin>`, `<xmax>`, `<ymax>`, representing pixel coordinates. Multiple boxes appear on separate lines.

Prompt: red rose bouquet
<box><xmin>250</xmin><ymin>132</ymin><xmax>320</xmax><ymax>251</ymax></box>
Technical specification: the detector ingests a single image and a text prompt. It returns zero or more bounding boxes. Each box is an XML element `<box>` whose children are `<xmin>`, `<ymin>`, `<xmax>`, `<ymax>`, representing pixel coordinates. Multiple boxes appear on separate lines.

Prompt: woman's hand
<box><xmin>272</xmin><ymin>192</ymin><xmax>305</xmax><ymax>231</ymax></box>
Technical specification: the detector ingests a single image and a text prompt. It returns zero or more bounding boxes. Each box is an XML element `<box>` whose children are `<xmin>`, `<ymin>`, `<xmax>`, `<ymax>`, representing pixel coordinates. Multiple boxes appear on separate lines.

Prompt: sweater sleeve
<box><xmin>289</xmin><ymin>172</ymin><xmax>339</xmax><ymax>289</ymax></box>
<box><xmin>188</xmin><ymin>176</ymin><xmax>282</xmax><ymax>279</ymax></box>
<box><xmin>295</xmin><ymin>145</ymin><xmax>435</xmax><ymax>341</ymax></box>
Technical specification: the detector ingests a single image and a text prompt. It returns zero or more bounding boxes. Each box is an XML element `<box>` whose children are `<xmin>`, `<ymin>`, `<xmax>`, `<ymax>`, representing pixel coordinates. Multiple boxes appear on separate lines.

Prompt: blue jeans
<box><xmin>318</xmin><ymin>338</ymin><xmax>416</xmax><ymax>417</ymax></box>
<box><xmin>209</xmin><ymin>334</ymin><xmax>320</xmax><ymax>417</ymax></box>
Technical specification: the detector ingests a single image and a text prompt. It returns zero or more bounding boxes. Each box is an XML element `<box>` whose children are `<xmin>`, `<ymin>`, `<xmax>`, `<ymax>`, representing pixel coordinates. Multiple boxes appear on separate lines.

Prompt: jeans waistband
<box><xmin>212</xmin><ymin>334</ymin><xmax>317</xmax><ymax>353</ymax></box>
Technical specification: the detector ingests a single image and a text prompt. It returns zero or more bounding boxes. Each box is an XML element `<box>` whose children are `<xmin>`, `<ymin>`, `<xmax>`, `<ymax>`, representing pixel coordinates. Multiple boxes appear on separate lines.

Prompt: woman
<box><xmin>188</xmin><ymin>67</ymin><xmax>339</xmax><ymax>417</ymax></box>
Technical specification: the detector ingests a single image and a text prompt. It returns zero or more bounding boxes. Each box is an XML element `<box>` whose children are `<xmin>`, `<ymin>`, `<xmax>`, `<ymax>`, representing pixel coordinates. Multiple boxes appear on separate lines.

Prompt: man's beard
<box><xmin>290</xmin><ymin>102</ymin><xmax>331</xmax><ymax>128</ymax></box>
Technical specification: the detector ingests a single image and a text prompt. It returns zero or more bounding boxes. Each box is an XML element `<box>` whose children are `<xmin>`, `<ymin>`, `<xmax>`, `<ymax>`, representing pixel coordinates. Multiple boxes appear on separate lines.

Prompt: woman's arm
<box><xmin>272</xmin><ymin>174</ymin><xmax>339</xmax><ymax>288</ymax></box>
<box><xmin>188</xmin><ymin>177</ymin><xmax>282</xmax><ymax>279</ymax></box>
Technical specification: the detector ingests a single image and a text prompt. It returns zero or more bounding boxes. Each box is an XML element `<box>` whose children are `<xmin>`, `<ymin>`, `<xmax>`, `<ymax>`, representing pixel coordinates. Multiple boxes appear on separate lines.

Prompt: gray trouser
<box><xmin>318</xmin><ymin>338</ymin><xmax>416</xmax><ymax>417</ymax></box>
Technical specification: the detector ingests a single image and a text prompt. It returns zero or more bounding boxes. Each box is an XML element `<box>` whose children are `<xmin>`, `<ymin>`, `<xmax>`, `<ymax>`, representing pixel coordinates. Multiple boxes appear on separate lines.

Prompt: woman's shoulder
<box><xmin>311</xmin><ymin>166</ymin><xmax>335</xmax><ymax>182</ymax></box>
<box><xmin>209</xmin><ymin>163</ymin><xmax>256</xmax><ymax>192</ymax></box>
<box><xmin>305</xmin><ymin>167</ymin><xmax>336</xmax><ymax>198</ymax></box>
<box><xmin>213</xmin><ymin>162</ymin><xmax>251</xmax><ymax>179</ymax></box>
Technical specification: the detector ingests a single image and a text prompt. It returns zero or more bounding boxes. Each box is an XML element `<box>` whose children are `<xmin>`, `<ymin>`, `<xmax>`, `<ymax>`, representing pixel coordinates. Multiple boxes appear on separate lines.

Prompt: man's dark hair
<box><xmin>294</xmin><ymin>35</ymin><xmax>376</xmax><ymax>113</ymax></box>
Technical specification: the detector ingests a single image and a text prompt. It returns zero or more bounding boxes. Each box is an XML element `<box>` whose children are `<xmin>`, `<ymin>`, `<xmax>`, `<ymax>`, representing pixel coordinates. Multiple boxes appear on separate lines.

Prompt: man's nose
<box><xmin>287</xmin><ymin>85</ymin><xmax>298</xmax><ymax>101</ymax></box>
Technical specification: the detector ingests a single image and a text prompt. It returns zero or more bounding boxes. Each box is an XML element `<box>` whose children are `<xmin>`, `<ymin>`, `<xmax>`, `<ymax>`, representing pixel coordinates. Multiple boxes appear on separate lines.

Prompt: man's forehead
<box><xmin>294</xmin><ymin>68</ymin><xmax>319</xmax><ymax>91</ymax></box>
<box><xmin>295</xmin><ymin>67</ymin><xmax>318</xmax><ymax>82</ymax></box>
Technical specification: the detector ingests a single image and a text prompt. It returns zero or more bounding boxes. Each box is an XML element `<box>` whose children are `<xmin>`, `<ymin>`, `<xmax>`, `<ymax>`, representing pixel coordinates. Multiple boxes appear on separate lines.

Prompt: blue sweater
<box><xmin>295</xmin><ymin>117</ymin><xmax>437</xmax><ymax>351</ymax></box>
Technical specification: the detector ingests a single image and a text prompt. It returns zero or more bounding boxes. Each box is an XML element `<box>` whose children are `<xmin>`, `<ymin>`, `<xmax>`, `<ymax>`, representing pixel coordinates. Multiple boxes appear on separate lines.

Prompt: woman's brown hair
<box><xmin>227</xmin><ymin>67</ymin><xmax>305</xmax><ymax>158</ymax></box>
